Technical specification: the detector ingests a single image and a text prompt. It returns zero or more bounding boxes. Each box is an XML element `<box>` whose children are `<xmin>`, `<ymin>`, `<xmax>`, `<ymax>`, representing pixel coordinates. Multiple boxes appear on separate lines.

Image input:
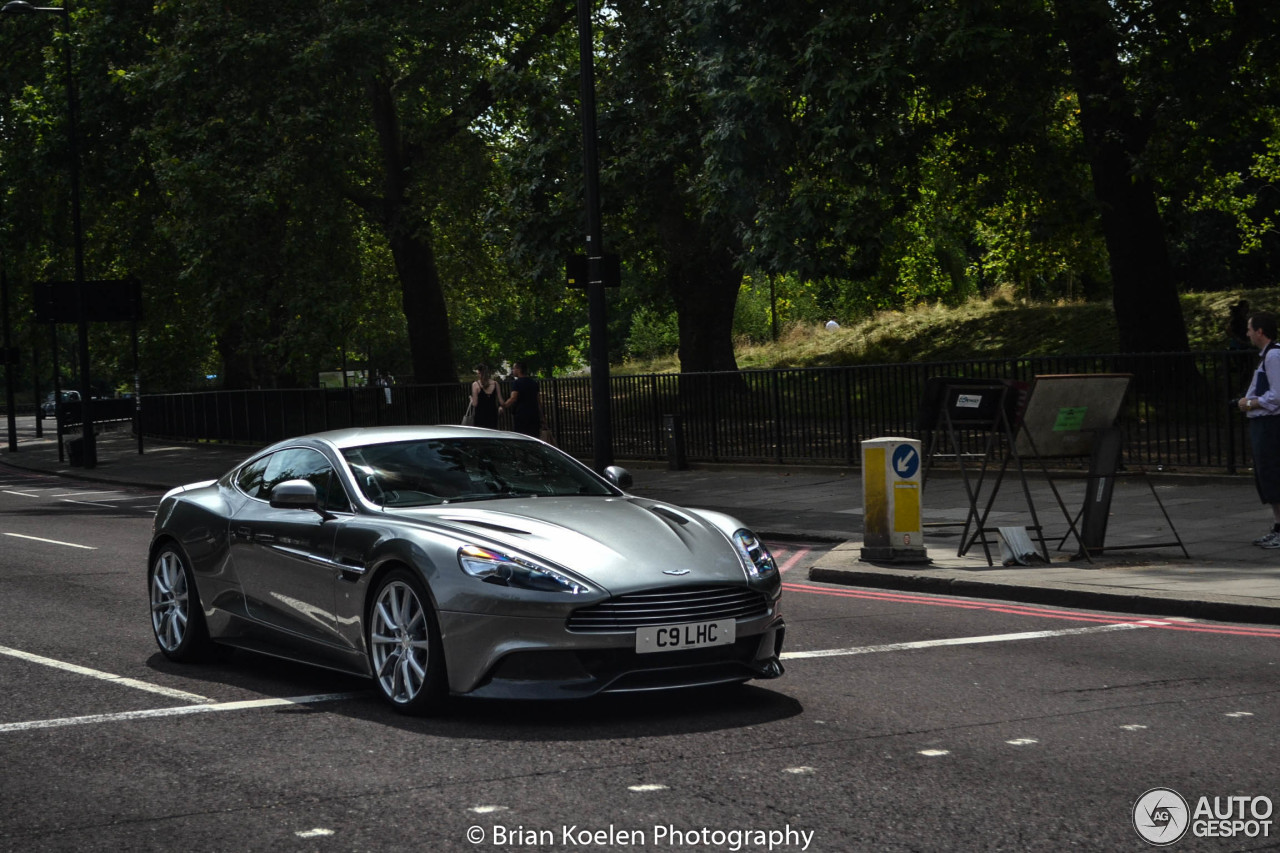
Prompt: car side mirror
<box><xmin>269</xmin><ymin>479</ymin><xmax>320</xmax><ymax>511</ymax></box>
<box><xmin>603</xmin><ymin>465</ymin><xmax>633</xmax><ymax>490</ymax></box>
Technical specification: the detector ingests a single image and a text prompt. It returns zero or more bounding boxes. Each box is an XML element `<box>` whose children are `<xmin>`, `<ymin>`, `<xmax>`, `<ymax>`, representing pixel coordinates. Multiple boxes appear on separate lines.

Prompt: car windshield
<box><xmin>341</xmin><ymin>437</ymin><xmax>617</xmax><ymax>508</ymax></box>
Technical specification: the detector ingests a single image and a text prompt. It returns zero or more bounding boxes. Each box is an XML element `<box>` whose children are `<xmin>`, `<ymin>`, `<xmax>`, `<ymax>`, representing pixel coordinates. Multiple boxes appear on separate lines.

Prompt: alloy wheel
<box><xmin>370</xmin><ymin>579</ymin><xmax>432</xmax><ymax>704</ymax></box>
<box><xmin>150</xmin><ymin>549</ymin><xmax>189</xmax><ymax>653</ymax></box>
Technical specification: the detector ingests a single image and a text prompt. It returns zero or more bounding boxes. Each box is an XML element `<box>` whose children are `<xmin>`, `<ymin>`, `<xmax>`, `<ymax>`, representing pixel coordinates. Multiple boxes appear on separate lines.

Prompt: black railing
<box><xmin>135</xmin><ymin>351</ymin><xmax>1261</xmax><ymax>472</ymax></box>
<box><xmin>57</xmin><ymin>397</ymin><xmax>137</xmax><ymax>430</ymax></box>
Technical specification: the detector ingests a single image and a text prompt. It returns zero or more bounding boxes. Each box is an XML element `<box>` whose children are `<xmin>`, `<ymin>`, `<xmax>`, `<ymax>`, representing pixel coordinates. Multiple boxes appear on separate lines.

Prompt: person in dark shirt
<box><xmin>469</xmin><ymin>363</ymin><xmax>504</xmax><ymax>429</ymax></box>
<box><xmin>502</xmin><ymin>361</ymin><xmax>541</xmax><ymax>437</ymax></box>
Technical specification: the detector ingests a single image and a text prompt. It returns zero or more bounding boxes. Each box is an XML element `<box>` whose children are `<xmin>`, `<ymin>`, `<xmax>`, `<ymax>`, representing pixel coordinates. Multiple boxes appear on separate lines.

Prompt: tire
<box><xmin>367</xmin><ymin>569</ymin><xmax>447</xmax><ymax>714</ymax></box>
<box><xmin>149</xmin><ymin>542</ymin><xmax>213</xmax><ymax>661</ymax></box>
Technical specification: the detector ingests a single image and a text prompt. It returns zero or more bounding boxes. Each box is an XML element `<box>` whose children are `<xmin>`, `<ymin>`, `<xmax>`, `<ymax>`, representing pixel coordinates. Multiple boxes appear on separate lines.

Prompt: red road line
<box><xmin>775</xmin><ymin>547</ymin><xmax>811</xmax><ymax>574</ymax></box>
<box><xmin>782</xmin><ymin>581</ymin><xmax>1280</xmax><ymax>638</ymax></box>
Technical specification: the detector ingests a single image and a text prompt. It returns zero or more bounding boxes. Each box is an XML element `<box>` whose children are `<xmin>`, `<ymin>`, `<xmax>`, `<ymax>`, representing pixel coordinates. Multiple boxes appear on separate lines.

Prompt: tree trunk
<box><xmin>655</xmin><ymin>202</ymin><xmax>742</xmax><ymax>374</ymax></box>
<box><xmin>362</xmin><ymin>74</ymin><xmax>458</xmax><ymax>385</ymax></box>
<box><xmin>670</xmin><ymin>253</ymin><xmax>742</xmax><ymax>375</ymax></box>
<box><xmin>1056</xmin><ymin>0</ymin><xmax>1189</xmax><ymax>354</ymax></box>
<box><xmin>386</xmin><ymin>220</ymin><xmax>458</xmax><ymax>385</ymax></box>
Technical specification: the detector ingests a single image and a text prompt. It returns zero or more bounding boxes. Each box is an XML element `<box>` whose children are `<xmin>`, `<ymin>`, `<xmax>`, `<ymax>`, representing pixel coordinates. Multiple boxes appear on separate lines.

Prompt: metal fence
<box><xmin>135</xmin><ymin>351</ymin><xmax>1262</xmax><ymax>472</ymax></box>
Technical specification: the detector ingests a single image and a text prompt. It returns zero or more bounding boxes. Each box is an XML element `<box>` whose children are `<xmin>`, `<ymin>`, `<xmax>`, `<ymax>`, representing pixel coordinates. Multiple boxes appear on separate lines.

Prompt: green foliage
<box><xmin>626</xmin><ymin>306</ymin><xmax>679</xmax><ymax>361</ymax></box>
<box><xmin>2</xmin><ymin>0</ymin><xmax>1278</xmax><ymax>396</ymax></box>
<box><xmin>1190</xmin><ymin>109</ymin><xmax>1280</xmax><ymax>256</ymax></box>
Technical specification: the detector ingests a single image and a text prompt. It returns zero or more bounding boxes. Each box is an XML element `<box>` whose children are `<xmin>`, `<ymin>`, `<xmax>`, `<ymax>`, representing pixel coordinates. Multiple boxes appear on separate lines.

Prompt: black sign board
<box><xmin>916</xmin><ymin>377</ymin><xmax>1022</xmax><ymax>431</ymax></box>
<box><xmin>566</xmin><ymin>253</ymin><xmax>621</xmax><ymax>288</ymax></box>
<box><xmin>33</xmin><ymin>278</ymin><xmax>141</xmax><ymax>324</ymax></box>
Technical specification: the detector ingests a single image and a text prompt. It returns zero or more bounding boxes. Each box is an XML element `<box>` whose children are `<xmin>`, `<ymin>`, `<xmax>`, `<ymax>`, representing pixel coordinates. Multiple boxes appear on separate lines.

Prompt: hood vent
<box><xmin>438</xmin><ymin>515</ymin><xmax>531</xmax><ymax>535</ymax></box>
<box><xmin>647</xmin><ymin>504</ymin><xmax>691</xmax><ymax>526</ymax></box>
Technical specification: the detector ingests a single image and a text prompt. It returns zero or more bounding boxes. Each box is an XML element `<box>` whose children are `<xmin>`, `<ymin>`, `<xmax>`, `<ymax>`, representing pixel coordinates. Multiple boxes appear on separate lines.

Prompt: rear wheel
<box><xmin>368</xmin><ymin>569</ymin><xmax>446</xmax><ymax>714</ymax></box>
<box><xmin>149</xmin><ymin>543</ymin><xmax>212</xmax><ymax>661</ymax></box>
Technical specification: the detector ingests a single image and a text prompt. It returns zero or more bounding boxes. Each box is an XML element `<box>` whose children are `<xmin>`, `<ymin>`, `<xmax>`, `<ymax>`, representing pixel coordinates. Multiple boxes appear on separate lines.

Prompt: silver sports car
<box><xmin>148</xmin><ymin>426</ymin><xmax>785</xmax><ymax>713</ymax></box>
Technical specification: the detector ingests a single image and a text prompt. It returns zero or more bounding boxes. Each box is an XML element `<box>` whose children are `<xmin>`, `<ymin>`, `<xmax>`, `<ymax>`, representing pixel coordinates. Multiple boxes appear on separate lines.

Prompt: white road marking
<box><xmin>628</xmin><ymin>784</ymin><xmax>668</xmax><ymax>792</ymax></box>
<box><xmin>2</xmin><ymin>490</ymin><xmax>41</xmax><ymax>498</ymax></box>
<box><xmin>295</xmin><ymin>829</ymin><xmax>335</xmax><ymax>838</ymax></box>
<box><xmin>470</xmin><ymin>806</ymin><xmax>510</xmax><ymax>814</ymax></box>
<box><xmin>1006</xmin><ymin>738</ymin><xmax>1039</xmax><ymax>746</ymax></box>
<box><xmin>0</xmin><ymin>644</ymin><xmax>208</xmax><ymax>701</ymax></box>
<box><xmin>784</xmin><ymin>766</ymin><xmax>816</xmax><ymax>774</ymax></box>
<box><xmin>1121</xmin><ymin>725</ymin><xmax>1149</xmax><ymax>731</ymax></box>
<box><xmin>1224</xmin><ymin>711</ymin><xmax>1254</xmax><ymax>718</ymax></box>
<box><xmin>50</xmin><ymin>490</ymin><xmax>122</xmax><ymax>498</ymax></box>
<box><xmin>780</xmin><ymin>621</ymin><xmax>1153</xmax><ymax>660</ymax></box>
<box><xmin>61</xmin><ymin>499</ymin><xmax>118</xmax><ymax>508</ymax></box>
<box><xmin>918</xmin><ymin>749</ymin><xmax>950</xmax><ymax>757</ymax></box>
<box><xmin>1</xmin><ymin>532</ymin><xmax>96</xmax><ymax>550</ymax></box>
<box><xmin>0</xmin><ymin>693</ymin><xmax>361</xmax><ymax>734</ymax></box>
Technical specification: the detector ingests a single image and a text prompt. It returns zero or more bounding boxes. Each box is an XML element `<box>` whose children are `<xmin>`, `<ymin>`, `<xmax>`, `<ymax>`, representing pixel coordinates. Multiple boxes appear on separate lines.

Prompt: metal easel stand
<box><xmin>919</xmin><ymin>381</ymin><xmax>1016</xmax><ymax>562</ymax></box>
<box><xmin>921</xmin><ymin>409</ymin><xmax>999</xmax><ymax>546</ymax></box>
<box><xmin>960</xmin><ymin>412</ymin><xmax>1090</xmax><ymax>566</ymax></box>
<box><xmin>1054</xmin><ymin>427</ymin><xmax>1189</xmax><ymax>560</ymax></box>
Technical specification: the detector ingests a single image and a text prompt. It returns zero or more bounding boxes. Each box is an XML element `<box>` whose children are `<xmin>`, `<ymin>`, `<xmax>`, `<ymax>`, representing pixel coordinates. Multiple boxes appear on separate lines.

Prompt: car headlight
<box><xmin>732</xmin><ymin>529</ymin><xmax>777</xmax><ymax>578</ymax></box>
<box><xmin>457</xmin><ymin>545</ymin><xmax>593</xmax><ymax>595</ymax></box>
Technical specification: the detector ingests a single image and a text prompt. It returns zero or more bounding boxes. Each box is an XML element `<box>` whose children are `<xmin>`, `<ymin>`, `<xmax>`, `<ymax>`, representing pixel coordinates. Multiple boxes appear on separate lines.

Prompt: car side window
<box><xmin>235</xmin><ymin>456</ymin><xmax>270</xmax><ymax>498</ymax></box>
<box><xmin>242</xmin><ymin>448</ymin><xmax>352</xmax><ymax>513</ymax></box>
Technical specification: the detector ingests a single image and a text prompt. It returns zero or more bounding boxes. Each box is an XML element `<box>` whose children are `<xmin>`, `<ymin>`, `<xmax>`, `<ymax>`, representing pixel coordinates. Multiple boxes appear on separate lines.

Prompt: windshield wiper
<box><xmin>442</xmin><ymin>490</ymin><xmax>538</xmax><ymax>504</ymax></box>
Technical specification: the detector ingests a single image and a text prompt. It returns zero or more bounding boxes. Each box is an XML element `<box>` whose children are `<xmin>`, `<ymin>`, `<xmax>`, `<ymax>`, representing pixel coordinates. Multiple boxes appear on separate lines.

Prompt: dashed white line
<box><xmin>780</xmin><ymin>622</ymin><xmax>1153</xmax><ymax>660</ymax></box>
<box><xmin>2</xmin><ymin>532</ymin><xmax>96</xmax><ymax>550</ymax></box>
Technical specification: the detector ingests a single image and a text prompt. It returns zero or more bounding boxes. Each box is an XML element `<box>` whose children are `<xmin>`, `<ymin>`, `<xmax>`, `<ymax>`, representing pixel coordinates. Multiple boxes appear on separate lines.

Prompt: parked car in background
<box><xmin>40</xmin><ymin>390</ymin><xmax>80</xmax><ymax>417</ymax></box>
<box><xmin>147</xmin><ymin>426</ymin><xmax>786</xmax><ymax>715</ymax></box>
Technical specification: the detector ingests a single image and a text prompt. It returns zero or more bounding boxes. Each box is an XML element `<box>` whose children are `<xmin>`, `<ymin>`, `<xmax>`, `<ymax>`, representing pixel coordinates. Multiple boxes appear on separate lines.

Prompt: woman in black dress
<box><xmin>470</xmin><ymin>364</ymin><xmax>505</xmax><ymax>429</ymax></box>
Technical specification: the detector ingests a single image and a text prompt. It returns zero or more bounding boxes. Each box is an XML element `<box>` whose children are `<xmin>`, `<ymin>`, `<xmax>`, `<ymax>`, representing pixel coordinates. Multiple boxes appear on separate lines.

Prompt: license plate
<box><xmin>635</xmin><ymin>619</ymin><xmax>736</xmax><ymax>654</ymax></box>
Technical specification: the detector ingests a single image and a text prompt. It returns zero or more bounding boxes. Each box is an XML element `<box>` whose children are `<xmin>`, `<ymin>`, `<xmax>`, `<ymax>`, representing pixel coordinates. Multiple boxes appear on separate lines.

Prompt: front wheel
<box><xmin>149</xmin><ymin>543</ymin><xmax>212</xmax><ymax>661</ymax></box>
<box><xmin>367</xmin><ymin>569</ymin><xmax>446</xmax><ymax>714</ymax></box>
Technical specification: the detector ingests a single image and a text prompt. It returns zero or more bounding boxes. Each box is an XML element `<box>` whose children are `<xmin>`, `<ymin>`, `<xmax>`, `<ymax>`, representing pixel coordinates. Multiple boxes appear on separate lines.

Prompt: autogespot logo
<box><xmin>1134</xmin><ymin>788</ymin><xmax>1190</xmax><ymax>846</ymax></box>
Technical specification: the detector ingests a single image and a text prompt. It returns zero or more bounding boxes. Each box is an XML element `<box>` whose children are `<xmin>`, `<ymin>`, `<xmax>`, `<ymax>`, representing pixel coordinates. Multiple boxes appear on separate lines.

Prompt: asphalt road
<box><xmin>1</xmin><ymin>468</ymin><xmax>1278</xmax><ymax>852</ymax></box>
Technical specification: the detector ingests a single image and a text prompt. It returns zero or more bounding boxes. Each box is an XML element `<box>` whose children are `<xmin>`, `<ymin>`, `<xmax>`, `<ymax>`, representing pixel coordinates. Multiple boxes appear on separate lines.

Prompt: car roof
<box><xmin>296</xmin><ymin>425</ymin><xmax>539</xmax><ymax>451</ymax></box>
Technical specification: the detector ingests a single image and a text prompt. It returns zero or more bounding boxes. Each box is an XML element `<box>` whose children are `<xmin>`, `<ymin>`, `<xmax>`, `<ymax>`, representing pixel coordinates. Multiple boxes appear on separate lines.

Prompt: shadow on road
<box><xmin>145</xmin><ymin>648</ymin><xmax>802</xmax><ymax>740</ymax></box>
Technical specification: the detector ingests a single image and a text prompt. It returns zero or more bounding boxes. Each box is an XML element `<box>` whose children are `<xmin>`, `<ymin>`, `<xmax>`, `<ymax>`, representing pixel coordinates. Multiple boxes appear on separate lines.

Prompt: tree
<box><xmin>1051</xmin><ymin>0</ymin><xmax>1189</xmax><ymax>352</ymax></box>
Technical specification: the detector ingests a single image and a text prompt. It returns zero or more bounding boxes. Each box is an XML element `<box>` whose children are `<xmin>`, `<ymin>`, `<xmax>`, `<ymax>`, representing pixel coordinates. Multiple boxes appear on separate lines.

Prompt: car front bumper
<box><xmin>438</xmin><ymin>609</ymin><xmax>785</xmax><ymax>699</ymax></box>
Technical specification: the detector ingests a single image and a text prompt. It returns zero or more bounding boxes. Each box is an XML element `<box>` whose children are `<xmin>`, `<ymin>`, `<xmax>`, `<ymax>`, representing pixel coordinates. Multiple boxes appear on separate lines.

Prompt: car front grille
<box><xmin>567</xmin><ymin>585</ymin><xmax>770</xmax><ymax>633</ymax></box>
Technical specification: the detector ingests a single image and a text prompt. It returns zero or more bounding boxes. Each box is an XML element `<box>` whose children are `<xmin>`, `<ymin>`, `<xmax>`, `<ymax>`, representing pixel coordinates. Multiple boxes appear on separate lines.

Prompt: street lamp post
<box><xmin>576</xmin><ymin>0</ymin><xmax>613</xmax><ymax>470</ymax></box>
<box><xmin>2</xmin><ymin>267</ymin><xmax>16</xmax><ymax>451</ymax></box>
<box><xmin>3</xmin><ymin>0</ymin><xmax>95</xmax><ymax>467</ymax></box>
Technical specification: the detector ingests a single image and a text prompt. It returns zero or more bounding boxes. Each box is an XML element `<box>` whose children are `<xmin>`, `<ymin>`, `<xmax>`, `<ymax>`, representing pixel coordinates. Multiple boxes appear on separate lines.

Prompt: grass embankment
<box><xmin>618</xmin><ymin>287</ymin><xmax>1280</xmax><ymax>373</ymax></box>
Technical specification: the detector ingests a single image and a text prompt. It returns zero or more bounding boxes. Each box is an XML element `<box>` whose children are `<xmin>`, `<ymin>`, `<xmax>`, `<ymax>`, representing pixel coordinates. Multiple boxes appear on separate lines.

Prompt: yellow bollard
<box><xmin>860</xmin><ymin>437</ymin><xmax>928</xmax><ymax>563</ymax></box>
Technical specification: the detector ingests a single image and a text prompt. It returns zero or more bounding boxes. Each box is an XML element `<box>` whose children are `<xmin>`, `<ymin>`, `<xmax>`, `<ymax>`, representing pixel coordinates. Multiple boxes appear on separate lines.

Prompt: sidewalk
<box><xmin>3</xmin><ymin>426</ymin><xmax>1280</xmax><ymax>626</ymax></box>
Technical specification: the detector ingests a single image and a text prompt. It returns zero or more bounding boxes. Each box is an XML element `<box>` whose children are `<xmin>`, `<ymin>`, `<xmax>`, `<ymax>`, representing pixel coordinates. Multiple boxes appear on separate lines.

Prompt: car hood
<box><xmin>388</xmin><ymin>496</ymin><xmax>749</xmax><ymax>592</ymax></box>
